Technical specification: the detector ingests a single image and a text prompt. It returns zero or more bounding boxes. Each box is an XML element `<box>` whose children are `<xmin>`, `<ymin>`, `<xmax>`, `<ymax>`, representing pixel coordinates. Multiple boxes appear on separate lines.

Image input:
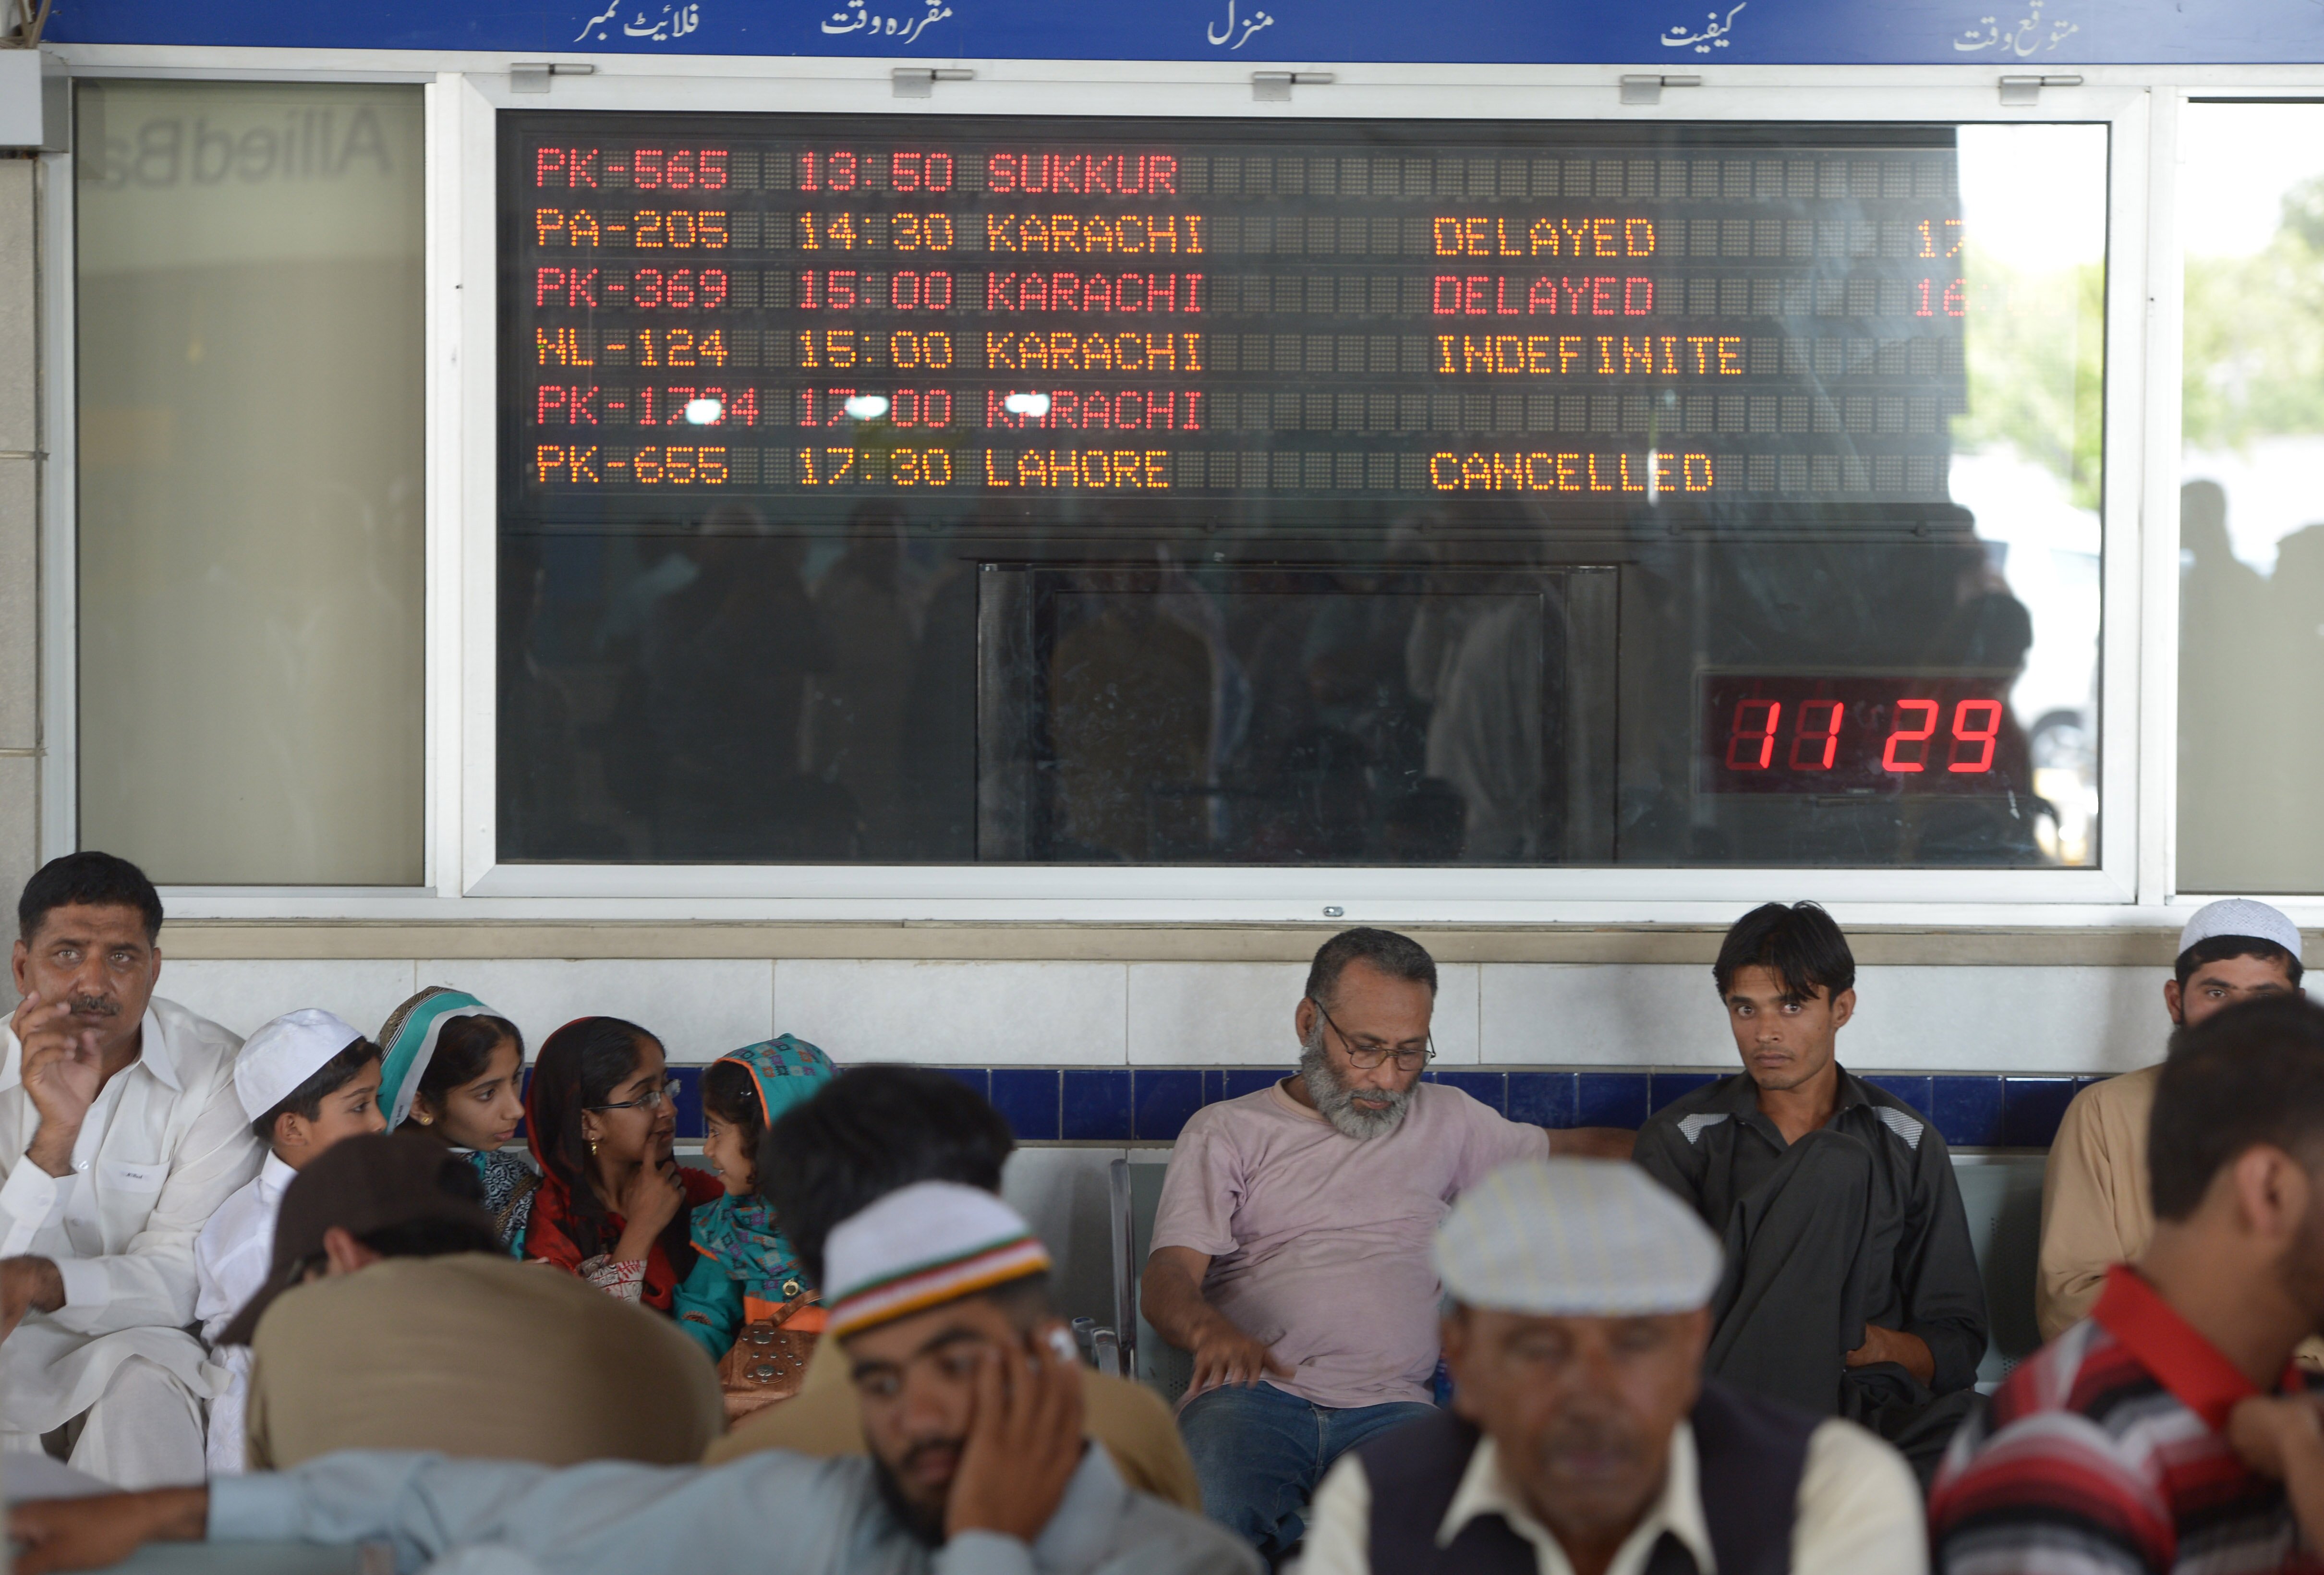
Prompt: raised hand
<box><xmin>0</xmin><ymin>1258</ymin><xmax>65</xmax><ymax>1345</ymax></box>
<box><xmin>2229</xmin><ymin>1394</ymin><xmax>2324</xmax><ymax>1478</ymax></box>
<box><xmin>945</xmin><ymin>1323</ymin><xmax>1086</xmax><ymax>1545</ymax></box>
<box><xmin>12</xmin><ymin>992</ymin><xmax>103</xmax><ymax>1175</ymax></box>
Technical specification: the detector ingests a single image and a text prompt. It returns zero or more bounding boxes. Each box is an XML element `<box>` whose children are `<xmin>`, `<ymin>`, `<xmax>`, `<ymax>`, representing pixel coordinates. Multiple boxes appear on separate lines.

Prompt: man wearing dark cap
<box><xmin>223</xmin><ymin>1131</ymin><xmax>719</xmax><ymax>1470</ymax></box>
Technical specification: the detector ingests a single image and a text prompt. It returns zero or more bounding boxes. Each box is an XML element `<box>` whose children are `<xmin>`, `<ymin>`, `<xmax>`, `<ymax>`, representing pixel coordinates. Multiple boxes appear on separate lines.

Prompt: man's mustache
<box><xmin>67</xmin><ymin>995</ymin><xmax>120</xmax><ymax>1017</ymax></box>
<box><xmin>901</xmin><ymin>1437</ymin><xmax>964</xmax><ymax>1474</ymax></box>
<box><xmin>1537</xmin><ymin>1411</ymin><xmax>1646</xmax><ymax>1463</ymax></box>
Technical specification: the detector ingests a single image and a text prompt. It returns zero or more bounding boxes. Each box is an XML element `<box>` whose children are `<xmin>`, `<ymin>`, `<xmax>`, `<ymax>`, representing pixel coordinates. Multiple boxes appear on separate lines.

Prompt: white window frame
<box><xmin>36</xmin><ymin>49</ymin><xmax>2324</xmax><ymax>926</ymax></box>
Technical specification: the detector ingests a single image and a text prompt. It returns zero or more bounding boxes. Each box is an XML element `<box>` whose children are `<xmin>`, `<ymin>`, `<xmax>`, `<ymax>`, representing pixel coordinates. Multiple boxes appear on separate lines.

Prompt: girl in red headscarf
<box><xmin>523</xmin><ymin>1016</ymin><xmax>723</xmax><ymax>1311</ymax></box>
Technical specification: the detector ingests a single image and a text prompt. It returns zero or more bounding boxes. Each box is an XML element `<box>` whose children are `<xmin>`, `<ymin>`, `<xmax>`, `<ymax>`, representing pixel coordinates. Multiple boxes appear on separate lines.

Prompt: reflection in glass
<box><xmin>2178</xmin><ymin>104</ymin><xmax>2324</xmax><ymax>893</ymax></box>
<box><xmin>497</xmin><ymin>118</ymin><xmax>2106</xmax><ymax>869</ymax></box>
<box><xmin>77</xmin><ymin>82</ymin><xmax>425</xmax><ymax>883</ymax></box>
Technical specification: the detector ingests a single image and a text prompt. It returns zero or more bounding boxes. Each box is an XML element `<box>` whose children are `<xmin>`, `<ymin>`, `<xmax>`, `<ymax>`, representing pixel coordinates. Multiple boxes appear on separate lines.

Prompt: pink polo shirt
<box><xmin>1151</xmin><ymin>1079</ymin><xmax>1548</xmax><ymax>1410</ymax></box>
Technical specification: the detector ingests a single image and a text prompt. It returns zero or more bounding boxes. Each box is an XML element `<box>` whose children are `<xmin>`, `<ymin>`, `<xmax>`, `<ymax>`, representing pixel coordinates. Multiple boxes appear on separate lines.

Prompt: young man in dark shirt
<box><xmin>1634</xmin><ymin>901</ymin><xmax>1987</xmax><ymax>1483</ymax></box>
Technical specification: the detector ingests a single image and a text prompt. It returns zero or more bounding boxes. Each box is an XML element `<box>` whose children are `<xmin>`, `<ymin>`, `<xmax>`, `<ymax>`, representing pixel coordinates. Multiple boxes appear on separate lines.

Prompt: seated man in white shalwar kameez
<box><xmin>2</xmin><ymin>853</ymin><xmax>262</xmax><ymax>1487</ymax></box>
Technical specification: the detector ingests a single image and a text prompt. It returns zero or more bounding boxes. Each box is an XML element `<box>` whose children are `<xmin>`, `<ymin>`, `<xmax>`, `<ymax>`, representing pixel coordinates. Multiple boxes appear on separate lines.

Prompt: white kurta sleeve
<box><xmin>46</xmin><ymin>1073</ymin><xmax>261</xmax><ymax>1337</ymax></box>
<box><xmin>0</xmin><ymin>1156</ymin><xmax>68</xmax><ymax>1257</ymax></box>
<box><xmin>1791</xmin><ymin>1418</ymin><xmax>1928</xmax><ymax>1575</ymax></box>
<box><xmin>1291</xmin><ymin>1454</ymin><xmax>1373</xmax><ymax>1575</ymax></box>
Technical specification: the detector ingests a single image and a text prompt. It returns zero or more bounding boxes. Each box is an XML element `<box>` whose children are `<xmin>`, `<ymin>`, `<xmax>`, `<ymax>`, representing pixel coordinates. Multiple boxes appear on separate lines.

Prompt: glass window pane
<box><xmin>75</xmin><ymin>82</ymin><xmax>425</xmax><ymax>884</ymax></box>
<box><xmin>2179</xmin><ymin>103</ymin><xmax>2324</xmax><ymax>894</ymax></box>
<box><xmin>499</xmin><ymin>117</ymin><xmax>2105</xmax><ymax>868</ymax></box>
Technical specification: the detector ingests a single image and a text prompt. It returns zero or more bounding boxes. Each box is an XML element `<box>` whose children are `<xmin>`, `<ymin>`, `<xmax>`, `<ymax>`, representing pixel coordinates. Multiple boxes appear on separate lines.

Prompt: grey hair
<box><xmin>1304</xmin><ymin>927</ymin><xmax>1437</xmax><ymax>1009</ymax></box>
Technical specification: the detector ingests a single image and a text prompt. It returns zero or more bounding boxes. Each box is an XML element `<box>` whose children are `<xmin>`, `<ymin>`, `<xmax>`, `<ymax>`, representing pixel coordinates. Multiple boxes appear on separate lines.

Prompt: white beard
<box><xmin>1298</xmin><ymin>1025</ymin><xmax>1412</xmax><ymax>1140</ymax></box>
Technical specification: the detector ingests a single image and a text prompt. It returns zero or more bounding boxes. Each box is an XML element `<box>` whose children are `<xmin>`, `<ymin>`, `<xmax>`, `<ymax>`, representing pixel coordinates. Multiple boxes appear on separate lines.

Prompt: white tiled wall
<box><xmin>133</xmin><ymin>955</ymin><xmax>2187</xmax><ymax>1074</ymax></box>
<box><xmin>1125</xmin><ymin>962</ymin><xmax>1481</xmax><ymax>1065</ymax></box>
<box><xmin>417</xmin><ymin>959</ymin><xmax>775</xmax><ymax>1066</ymax></box>
<box><xmin>158</xmin><ymin>959</ymin><xmax>422</xmax><ymax>1048</ymax></box>
<box><xmin>1481</xmin><ymin>963</ymin><xmax>2172</xmax><ymax>1074</ymax></box>
<box><xmin>776</xmin><ymin>960</ymin><xmax>1126</xmax><ymax>1065</ymax></box>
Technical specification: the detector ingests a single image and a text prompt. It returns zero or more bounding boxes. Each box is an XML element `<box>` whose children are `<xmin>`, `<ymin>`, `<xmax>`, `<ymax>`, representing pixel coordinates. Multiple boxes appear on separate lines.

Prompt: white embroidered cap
<box><xmin>1435</xmin><ymin>1157</ymin><xmax>1722</xmax><ymax>1317</ymax></box>
<box><xmin>2177</xmin><ymin>898</ymin><xmax>2305</xmax><ymax>968</ymax></box>
<box><xmin>233</xmin><ymin>1008</ymin><xmax>367</xmax><ymax>1125</ymax></box>
<box><xmin>823</xmin><ymin>1181</ymin><xmax>1053</xmax><ymax>1339</ymax></box>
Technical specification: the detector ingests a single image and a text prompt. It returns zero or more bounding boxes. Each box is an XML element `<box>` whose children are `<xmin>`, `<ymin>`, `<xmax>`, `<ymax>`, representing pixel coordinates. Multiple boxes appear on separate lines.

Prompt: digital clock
<box><xmin>1698</xmin><ymin>672</ymin><xmax>2025</xmax><ymax>795</ymax></box>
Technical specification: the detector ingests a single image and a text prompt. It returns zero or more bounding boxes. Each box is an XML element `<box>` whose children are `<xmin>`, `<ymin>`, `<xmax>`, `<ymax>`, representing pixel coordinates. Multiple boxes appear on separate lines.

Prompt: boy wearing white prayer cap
<box><xmin>14</xmin><ymin>1180</ymin><xmax>1261</xmax><ymax>1575</ymax></box>
<box><xmin>192</xmin><ymin>1009</ymin><xmax>387</xmax><ymax>1476</ymax></box>
<box><xmin>1298</xmin><ymin>1159</ymin><xmax>1924</xmax><ymax>1575</ymax></box>
<box><xmin>2037</xmin><ymin>897</ymin><xmax>2312</xmax><ymax>1340</ymax></box>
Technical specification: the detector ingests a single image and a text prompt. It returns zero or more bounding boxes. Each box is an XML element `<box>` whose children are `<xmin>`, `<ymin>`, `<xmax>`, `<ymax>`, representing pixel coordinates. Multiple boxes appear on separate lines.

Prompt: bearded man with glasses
<box><xmin>1142</xmin><ymin>927</ymin><xmax>1633</xmax><ymax>1567</ymax></box>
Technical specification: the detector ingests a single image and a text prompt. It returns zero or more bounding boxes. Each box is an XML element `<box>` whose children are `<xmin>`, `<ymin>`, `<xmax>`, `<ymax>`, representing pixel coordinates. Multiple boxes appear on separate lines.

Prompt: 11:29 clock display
<box><xmin>1699</xmin><ymin>673</ymin><xmax>2022</xmax><ymax>795</ymax></box>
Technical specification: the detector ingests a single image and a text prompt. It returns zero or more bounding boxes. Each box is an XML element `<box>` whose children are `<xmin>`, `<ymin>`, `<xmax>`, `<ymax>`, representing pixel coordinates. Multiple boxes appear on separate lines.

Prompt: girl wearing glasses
<box><xmin>524</xmin><ymin>1016</ymin><xmax>723</xmax><ymax>1310</ymax></box>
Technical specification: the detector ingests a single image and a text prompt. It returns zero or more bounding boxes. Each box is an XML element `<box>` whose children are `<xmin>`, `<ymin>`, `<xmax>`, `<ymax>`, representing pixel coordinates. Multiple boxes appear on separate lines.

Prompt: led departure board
<box><xmin>496</xmin><ymin>115</ymin><xmax>2106</xmax><ymax>873</ymax></box>
<box><xmin>503</xmin><ymin>114</ymin><xmax>1966</xmax><ymax>519</ymax></box>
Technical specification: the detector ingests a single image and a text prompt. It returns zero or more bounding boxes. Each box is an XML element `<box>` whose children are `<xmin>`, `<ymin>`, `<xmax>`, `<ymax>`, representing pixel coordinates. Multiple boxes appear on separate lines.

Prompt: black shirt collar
<box><xmin>1710</xmin><ymin>1062</ymin><xmax>1870</xmax><ymax>1133</ymax></box>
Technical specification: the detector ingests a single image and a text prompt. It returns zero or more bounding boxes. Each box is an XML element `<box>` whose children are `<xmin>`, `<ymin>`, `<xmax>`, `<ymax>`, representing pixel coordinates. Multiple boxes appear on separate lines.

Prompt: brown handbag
<box><xmin>718</xmin><ymin>1295</ymin><xmax>818</xmax><ymax>1421</ymax></box>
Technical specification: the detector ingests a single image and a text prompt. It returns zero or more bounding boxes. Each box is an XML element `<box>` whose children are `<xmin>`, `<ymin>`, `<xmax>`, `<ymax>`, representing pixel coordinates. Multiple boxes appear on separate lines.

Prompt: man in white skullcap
<box><xmin>10</xmin><ymin>1180</ymin><xmax>1261</xmax><ymax>1575</ymax></box>
<box><xmin>2</xmin><ymin>852</ymin><xmax>261</xmax><ymax>1488</ymax></box>
<box><xmin>1297</xmin><ymin>1159</ymin><xmax>1924</xmax><ymax>1575</ymax></box>
<box><xmin>2037</xmin><ymin>897</ymin><xmax>2312</xmax><ymax>1340</ymax></box>
<box><xmin>193</xmin><ymin>1009</ymin><xmax>386</xmax><ymax>1476</ymax></box>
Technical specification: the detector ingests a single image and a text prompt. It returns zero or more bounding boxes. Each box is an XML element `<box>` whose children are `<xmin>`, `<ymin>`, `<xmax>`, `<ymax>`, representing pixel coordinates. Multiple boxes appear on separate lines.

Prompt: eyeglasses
<box><xmin>1308</xmin><ymin>999</ymin><xmax>1435</xmax><ymax>1071</ymax></box>
<box><xmin>587</xmin><ymin>1081</ymin><xmax>670</xmax><ymax>1114</ymax></box>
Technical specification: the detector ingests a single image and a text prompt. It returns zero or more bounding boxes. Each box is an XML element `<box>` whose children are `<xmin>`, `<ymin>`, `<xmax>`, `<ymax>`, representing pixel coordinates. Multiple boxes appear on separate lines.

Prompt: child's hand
<box><xmin>2229</xmin><ymin>1394</ymin><xmax>2324</xmax><ymax>1478</ymax></box>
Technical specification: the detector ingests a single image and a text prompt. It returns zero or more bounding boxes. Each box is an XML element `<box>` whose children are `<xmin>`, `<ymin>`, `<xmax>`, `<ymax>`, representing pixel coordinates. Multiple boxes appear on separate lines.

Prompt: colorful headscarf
<box><xmin>377</xmin><ymin>987</ymin><xmax>508</xmax><ymax>1130</ymax></box>
<box><xmin>691</xmin><ymin>1036</ymin><xmax>835</xmax><ymax>1302</ymax></box>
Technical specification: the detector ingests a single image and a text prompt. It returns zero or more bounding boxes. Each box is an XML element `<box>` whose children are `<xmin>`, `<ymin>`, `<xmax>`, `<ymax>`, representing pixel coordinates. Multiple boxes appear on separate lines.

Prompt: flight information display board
<box><xmin>502</xmin><ymin>114</ymin><xmax>1966</xmax><ymax>518</ymax></box>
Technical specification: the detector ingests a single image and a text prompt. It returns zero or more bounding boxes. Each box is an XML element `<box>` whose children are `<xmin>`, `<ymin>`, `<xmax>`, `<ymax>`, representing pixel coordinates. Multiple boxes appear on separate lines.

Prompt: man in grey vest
<box><xmin>1297</xmin><ymin>1159</ymin><xmax>1923</xmax><ymax>1575</ymax></box>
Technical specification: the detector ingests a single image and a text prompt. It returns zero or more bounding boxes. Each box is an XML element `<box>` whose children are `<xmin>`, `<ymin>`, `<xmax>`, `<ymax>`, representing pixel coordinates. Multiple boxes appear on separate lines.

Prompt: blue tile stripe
<box><xmin>678</xmin><ymin>1067</ymin><xmax>2109</xmax><ymax>1149</ymax></box>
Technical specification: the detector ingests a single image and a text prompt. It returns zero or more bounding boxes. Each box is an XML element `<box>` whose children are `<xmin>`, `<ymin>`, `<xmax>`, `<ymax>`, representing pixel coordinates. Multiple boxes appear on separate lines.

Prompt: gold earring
<box><xmin>588</xmin><ymin>1136</ymin><xmax>599</xmax><ymax>1157</ymax></box>
<box><xmin>412</xmin><ymin>1111</ymin><xmax>433</xmax><ymax>1127</ymax></box>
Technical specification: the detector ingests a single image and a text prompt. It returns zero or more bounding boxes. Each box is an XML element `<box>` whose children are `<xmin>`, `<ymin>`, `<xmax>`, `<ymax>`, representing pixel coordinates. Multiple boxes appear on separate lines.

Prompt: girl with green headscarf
<box><xmin>376</xmin><ymin>987</ymin><xmax>540</xmax><ymax>1252</ymax></box>
<box><xmin>674</xmin><ymin>1035</ymin><xmax>835</xmax><ymax>1361</ymax></box>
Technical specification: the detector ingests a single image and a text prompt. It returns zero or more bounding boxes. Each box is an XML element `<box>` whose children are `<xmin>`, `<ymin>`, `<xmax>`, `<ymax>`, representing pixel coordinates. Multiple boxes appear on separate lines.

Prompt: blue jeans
<box><xmin>1177</xmin><ymin>1381</ymin><xmax>1436</xmax><ymax>1564</ymax></box>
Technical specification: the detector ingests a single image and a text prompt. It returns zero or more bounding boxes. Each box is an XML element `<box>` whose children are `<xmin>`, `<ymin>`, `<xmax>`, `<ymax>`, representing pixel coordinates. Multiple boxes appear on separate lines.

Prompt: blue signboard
<box><xmin>43</xmin><ymin>0</ymin><xmax>2324</xmax><ymax>65</ymax></box>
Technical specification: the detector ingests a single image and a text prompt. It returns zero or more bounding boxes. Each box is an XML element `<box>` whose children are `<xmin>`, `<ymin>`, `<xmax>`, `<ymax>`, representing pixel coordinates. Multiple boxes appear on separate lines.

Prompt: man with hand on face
<box><xmin>9</xmin><ymin>1178</ymin><xmax>1257</xmax><ymax>1575</ymax></box>
<box><xmin>1633</xmin><ymin>901</ymin><xmax>1986</xmax><ymax>1485</ymax></box>
<box><xmin>709</xmin><ymin>1064</ymin><xmax>1200</xmax><ymax>1512</ymax></box>
<box><xmin>1299</xmin><ymin>1159</ymin><xmax>1925</xmax><ymax>1575</ymax></box>
<box><xmin>0</xmin><ymin>852</ymin><xmax>261</xmax><ymax>1486</ymax></box>
<box><xmin>1143</xmin><ymin>927</ymin><xmax>1634</xmax><ymax>1565</ymax></box>
<box><xmin>2038</xmin><ymin>897</ymin><xmax>2311</xmax><ymax>1341</ymax></box>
